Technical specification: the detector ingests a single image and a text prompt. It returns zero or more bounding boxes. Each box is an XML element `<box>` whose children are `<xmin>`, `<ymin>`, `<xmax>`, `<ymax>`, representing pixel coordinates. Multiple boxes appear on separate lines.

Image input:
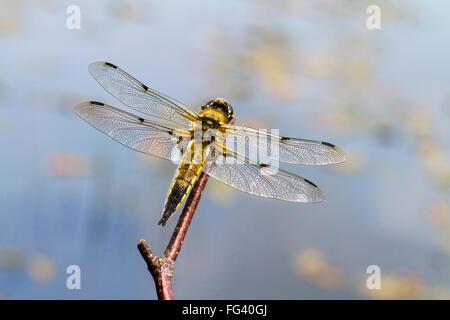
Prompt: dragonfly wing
<box><xmin>204</xmin><ymin>142</ymin><xmax>325</xmax><ymax>202</ymax></box>
<box><xmin>74</xmin><ymin>101</ymin><xmax>191</xmax><ymax>162</ymax></box>
<box><xmin>220</xmin><ymin>124</ymin><xmax>346</xmax><ymax>165</ymax></box>
<box><xmin>88</xmin><ymin>61</ymin><xmax>200</xmax><ymax>127</ymax></box>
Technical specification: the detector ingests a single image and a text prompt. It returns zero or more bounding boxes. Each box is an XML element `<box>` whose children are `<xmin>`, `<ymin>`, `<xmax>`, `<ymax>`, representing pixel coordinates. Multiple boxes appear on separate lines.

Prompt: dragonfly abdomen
<box><xmin>158</xmin><ymin>141</ymin><xmax>206</xmax><ymax>226</ymax></box>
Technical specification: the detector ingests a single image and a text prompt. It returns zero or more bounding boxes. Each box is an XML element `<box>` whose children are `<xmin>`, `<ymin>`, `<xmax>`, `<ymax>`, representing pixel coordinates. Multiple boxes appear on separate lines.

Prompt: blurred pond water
<box><xmin>0</xmin><ymin>0</ymin><xmax>449</xmax><ymax>299</ymax></box>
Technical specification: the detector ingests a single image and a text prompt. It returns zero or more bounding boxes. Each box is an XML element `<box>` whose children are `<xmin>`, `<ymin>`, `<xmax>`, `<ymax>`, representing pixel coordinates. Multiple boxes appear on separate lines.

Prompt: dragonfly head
<box><xmin>201</xmin><ymin>98</ymin><xmax>234</xmax><ymax>124</ymax></box>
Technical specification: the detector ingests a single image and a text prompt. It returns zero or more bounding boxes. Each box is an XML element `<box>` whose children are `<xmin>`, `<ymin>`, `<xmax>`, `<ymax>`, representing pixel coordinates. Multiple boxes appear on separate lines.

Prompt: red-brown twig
<box><xmin>137</xmin><ymin>171</ymin><xmax>210</xmax><ymax>300</ymax></box>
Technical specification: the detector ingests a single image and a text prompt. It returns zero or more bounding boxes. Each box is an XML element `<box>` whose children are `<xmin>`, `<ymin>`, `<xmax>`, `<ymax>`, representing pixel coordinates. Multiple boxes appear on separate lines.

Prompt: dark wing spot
<box><xmin>141</xmin><ymin>84</ymin><xmax>149</xmax><ymax>91</ymax></box>
<box><xmin>258</xmin><ymin>162</ymin><xmax>270</xmax><ymax>168</ymax></box>
<box><xmin>280</xmin><ymin>136</ymin><xmax>290</xmax><ymax>141</ymax></box>
<box><xmin>90</xmin><ymin>101</ymin><xmax>104</xmax><ymax>106</ymax></box>
<box><xmin>104</xmin><ymin>62</ymin><xmax>118</xmax><ymax>69</ymax></box>
<box><xmin>177</xmin><ymin>136</ymin><xmax>183</xmax><ymax>144</ymax></box>
<box><xmin>138</xmin><ymin>117</ymin><xmax>145</xmax><ymax>124</ymax></box>
<box><xmin>303</xmin><ymin>178</ymin><xmax>318</xmax><ymax>188</ymax></box>
<box><xmin>321</xmin><ymin>141</ymin><xmax>336</xmax><ymax>148</ymax></box>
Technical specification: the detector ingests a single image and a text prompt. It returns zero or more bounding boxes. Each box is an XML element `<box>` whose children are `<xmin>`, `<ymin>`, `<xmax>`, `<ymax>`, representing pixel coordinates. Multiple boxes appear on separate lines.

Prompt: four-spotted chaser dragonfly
<box><xmin>75</xmin><ymin>62</ymin><xmax>345</xmax><ymax>226</ymax></box>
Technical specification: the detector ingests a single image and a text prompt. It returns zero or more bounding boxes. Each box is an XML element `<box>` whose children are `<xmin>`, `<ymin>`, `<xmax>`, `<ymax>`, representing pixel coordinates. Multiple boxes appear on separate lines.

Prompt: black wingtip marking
<box><xmin>141</xmin><ymin>84</ymin><xmax>149</xmax><ymax>91</ymax></box>
<box><xmin>280</xmin><ymin>136</ymin><xmax>290</xmax><ymax>141</ymax></box>
<box><xmin>303</xmin><ymin>178</ymin><xmax>319</xmax><ymax>188</ymax></box>
<box><xmin>90</xmin><ymin>101</ymin><xmax>104</xmax><ymax>106</ymax></box>
<box><xmin>104</xmin><ymin>62</ymin><xmax>118</xmax><ymax>69</ymax></box>
<box><xmin>138</xmin><ymin>117</ymin><xmax>145</xmax><ymax>124</ymax></box>
<box><xmin>157</xmin><ymin>218</ymin><xmax>166</xmax><ymax>227</ymax></box>
<box><xmin>321</xmin><ymin>141</ymin><xmax>336</xmax><ymax>148</ymax></box>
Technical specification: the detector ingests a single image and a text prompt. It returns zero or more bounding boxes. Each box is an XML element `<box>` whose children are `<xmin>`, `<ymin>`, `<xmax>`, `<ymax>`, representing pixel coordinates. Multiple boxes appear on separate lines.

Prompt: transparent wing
<box><xmin>88</xmin><ymin>61</ymin><xmax>201</xmax><ymax>127</ymax></box>
<box><xmin>74</xmin><ymin>101</ymin><xmax>192</xmax><ymax>162</ymax></box>
<box><xmin>204</xmin><ymin>141</ymin><xmax>325</xmax><ymax>202</ymax></box>
<box><xmin>220</xmin><ymin>124</ymin><xmax>346</xmax><ymax>165</ymax></box>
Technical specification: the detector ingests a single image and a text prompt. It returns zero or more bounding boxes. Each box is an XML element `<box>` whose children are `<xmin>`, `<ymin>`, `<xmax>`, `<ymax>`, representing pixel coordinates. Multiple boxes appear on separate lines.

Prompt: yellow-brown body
<box><xmin>158</xmin><ymin>98</ymin><xmax>234</xmax><ymax>226</ymax></box>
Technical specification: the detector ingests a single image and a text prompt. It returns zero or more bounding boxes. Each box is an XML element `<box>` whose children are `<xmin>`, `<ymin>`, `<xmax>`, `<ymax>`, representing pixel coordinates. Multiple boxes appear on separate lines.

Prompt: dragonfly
<box><xmin>75</xmin><ymin>62</ymin><xmax>345</xmax><ymax>226</ymax></box>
